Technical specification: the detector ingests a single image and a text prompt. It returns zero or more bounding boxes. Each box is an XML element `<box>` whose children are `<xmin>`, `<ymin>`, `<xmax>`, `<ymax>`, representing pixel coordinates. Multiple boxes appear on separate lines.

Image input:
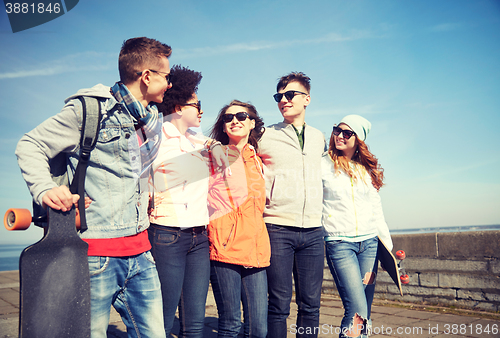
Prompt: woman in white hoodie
<box><xmin>148</xmin><ymin>65</ymin><xmax>210</xmax><ymax>338</ymax></box>
<box><xmin>322</xmin><ymin>115</ymin><xmax>392</xmax><ymax>338</ymax></box>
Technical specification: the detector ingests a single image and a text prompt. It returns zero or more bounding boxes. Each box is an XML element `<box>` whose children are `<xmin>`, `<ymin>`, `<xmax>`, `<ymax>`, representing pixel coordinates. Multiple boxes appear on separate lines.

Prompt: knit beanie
<box><xmin>339</xmin><ymin>115</ymin><xmax>371</xmax><ymax>141</ymax></box>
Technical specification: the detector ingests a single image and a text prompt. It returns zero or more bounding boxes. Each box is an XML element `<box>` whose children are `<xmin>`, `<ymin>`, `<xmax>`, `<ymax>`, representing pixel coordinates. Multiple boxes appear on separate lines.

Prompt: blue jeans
<box><xmin>210</xmin><ymin>261</ymin><xmax>268</xmax><ymax>338</ymax></box>
<box><xmin>88</xmin><ymin>251</ymin><xmax>165</xmax><ymax>338</ymax></box>
<box><xmin>265</xmin><ymin>224</ymin><xmax>324</xmax><ymax>338</ymax></box>
<box><xmin>325</xmin><ymin>237</ymin><xmax>379</xmax><ymax>338</ymax></box>
<box><xmin>148</xmin><ymin>224</ymin><xmax>210</xmax><ymax>338</ymax></box>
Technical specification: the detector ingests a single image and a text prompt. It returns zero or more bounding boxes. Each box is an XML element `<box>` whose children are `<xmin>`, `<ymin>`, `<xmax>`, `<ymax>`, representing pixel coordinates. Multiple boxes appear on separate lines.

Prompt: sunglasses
<box><xmin>183</xmin><ymin>101</ymin><xmax>202</xmax><ymax>113</ymax></box>
<box><xmin>332</xmin><ymin>126</ymin><xmax>356</xmax><ymax>139</ymax></box>
<box><xmin>222</xmin><ymin>112</ymin><xmax>250</xmax><ymax>123</ymax></box>
<box><xmin>136</xmin><ymin>69</ymin><xmax>171</xmax><ymax>83</ymax></box>
<box><xmin>273</xmin><ymin>90</ymin><xmax>308</xmax><ymax>103</ymax></box>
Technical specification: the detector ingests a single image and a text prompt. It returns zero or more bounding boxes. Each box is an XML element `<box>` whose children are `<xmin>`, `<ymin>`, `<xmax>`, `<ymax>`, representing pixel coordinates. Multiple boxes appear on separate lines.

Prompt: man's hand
<box><xmin>42</xmin><ymin>186</ymin><xmax>79</xmax><ymax>212</ymax></box>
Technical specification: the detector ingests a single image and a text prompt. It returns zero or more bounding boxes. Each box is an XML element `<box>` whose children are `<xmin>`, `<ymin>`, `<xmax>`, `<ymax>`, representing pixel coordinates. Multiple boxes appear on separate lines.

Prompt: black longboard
<box><xmin>377</xmin><ymin>236</ymin><xmax>403</xmax><ymax>296</ymax></box>
<box><xmin>18</xmin><ymin>207</ymin><xmax>90</xmax><ymax>338</ymax></box>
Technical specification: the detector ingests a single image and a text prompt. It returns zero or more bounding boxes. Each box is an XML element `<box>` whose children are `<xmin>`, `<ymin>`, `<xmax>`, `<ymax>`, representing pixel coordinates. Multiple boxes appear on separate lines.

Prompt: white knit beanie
<box><xmin>339</xmin><ymin>115</ymin><xmax>371</xmax><ymax>141</ymax></box>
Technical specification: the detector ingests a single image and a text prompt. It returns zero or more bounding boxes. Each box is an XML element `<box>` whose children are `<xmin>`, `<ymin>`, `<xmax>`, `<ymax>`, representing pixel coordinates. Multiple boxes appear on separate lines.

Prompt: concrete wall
<box><xmin>322</xmin><ymin>231</ymin><xmax>500</xmax><ymax>312</ymax></box>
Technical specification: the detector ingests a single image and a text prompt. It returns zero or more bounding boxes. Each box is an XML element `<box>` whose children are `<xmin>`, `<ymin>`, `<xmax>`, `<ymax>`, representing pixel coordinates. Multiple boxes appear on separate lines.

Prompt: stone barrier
<box><xmin>322</xmin><ymin>231</ymin><xmax>500</xmax><ymax>312</ymax></box>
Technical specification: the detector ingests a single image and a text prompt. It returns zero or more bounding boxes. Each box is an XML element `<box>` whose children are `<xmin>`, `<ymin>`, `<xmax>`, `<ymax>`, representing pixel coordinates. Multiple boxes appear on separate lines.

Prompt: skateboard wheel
<box><xmin>4</xmin><ymin>208</ymin><xmax>32</xmax><ymax>231</ymax></box>
<box><xmin>396</xmin><ymin>250</ymin><xmax>406</xmax><ymax>260</ymax></box>
<box><xmin>401</xmin><ymin>274</ymin><xmax>410</xmax><ymax>284</ymax></box>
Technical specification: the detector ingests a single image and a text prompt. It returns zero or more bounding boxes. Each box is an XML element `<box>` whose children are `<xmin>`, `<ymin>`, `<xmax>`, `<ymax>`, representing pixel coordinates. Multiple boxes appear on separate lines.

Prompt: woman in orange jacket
<box><xmin>208</xmin><ymin>100</ymin><xmax>270</xmax><ymax>338</ymax></box>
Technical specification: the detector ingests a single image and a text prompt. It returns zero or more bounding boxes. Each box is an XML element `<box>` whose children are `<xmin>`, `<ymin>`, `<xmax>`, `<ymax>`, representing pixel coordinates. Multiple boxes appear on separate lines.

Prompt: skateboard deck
<box><xmin>377</xmin><ymin>236</ymin><xmax>403</xmax><ymax>296</ymax></box>
<box><xmin>12</xmin><ymin>207</ymin><xmax>90</xmax><ymax>338</ymax></box>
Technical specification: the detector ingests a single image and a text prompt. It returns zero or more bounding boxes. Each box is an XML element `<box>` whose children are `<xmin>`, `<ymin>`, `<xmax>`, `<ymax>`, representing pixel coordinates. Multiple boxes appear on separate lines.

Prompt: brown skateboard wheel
<box><xmin>396</xmin><ymin>250</ymin><xmax>406</xmax><ymax>260</ymax></box>
<box><xmin>4</xmin><ymin>208</ymin><xmax>32</xmax><ymax>231</ymax></box>
<box><xmin>400</xmin><ymin>274</ymin><xmax>410</xmax><ymax>284</ymax></box>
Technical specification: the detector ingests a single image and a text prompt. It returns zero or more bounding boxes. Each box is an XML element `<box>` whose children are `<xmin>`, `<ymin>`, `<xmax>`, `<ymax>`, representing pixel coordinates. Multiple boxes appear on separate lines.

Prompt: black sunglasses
<box><xmin>332</xmin><ymin>126</ymin><xmax>356</xmax><ymax>139</ymax></box>
<box><xmin>273</xmin><ymin>90</ymin><xmax>308</xmax><ymax>102</ymax></box>
<box><xmin>136</xmin><ymin>69</ymin><xmax>171</xmax><ymax>83</ymax></box>
<box><xmin>183</xmin><ymin>101</ymin><xmax>201</xmax><ymax>113</ymax></box>
<box><xmin>222</xmin><ymin>112</ymin><xmax>250</xmax><ymax>123</ymax></box>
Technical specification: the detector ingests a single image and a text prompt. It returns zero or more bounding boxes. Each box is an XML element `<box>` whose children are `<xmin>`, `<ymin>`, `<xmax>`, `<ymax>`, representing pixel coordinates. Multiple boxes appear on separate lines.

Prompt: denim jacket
<box><xmin>16</xmin><ymin>84</ymin><xmax>154</xmax><ymax>239</ymax></box>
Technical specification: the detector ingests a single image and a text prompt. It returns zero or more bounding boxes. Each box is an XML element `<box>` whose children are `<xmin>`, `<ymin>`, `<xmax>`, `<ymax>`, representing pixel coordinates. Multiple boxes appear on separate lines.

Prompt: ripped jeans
<box><xmin>325</xmin><ymin>237</ymin><xmax>379</xmax><ymax>338</ymax></box>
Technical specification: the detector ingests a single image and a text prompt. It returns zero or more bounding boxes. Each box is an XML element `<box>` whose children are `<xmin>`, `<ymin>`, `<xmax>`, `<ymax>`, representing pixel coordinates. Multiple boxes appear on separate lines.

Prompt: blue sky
<box><xmin>1</xmin><ymin>0</ymin><xmax>499</xmax><ymax>245</ymax></box>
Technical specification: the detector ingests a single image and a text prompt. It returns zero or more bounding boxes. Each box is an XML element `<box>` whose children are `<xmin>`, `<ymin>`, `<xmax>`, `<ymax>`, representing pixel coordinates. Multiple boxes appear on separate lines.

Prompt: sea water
<box><xmin>0</xmin><ymin>244</ymin><xmax>27</xmax><ymax>271</ymax></box>
<box><xmin>1</xmin><ymin>225</ymin><xmax>499</xmax><ymax>272</ymax></box>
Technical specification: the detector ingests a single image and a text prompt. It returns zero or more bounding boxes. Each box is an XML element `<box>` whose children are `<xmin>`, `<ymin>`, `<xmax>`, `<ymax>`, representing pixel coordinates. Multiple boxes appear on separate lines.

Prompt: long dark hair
<box><xmin>210</xmin><ymin>100</ymin><xmax>264</xmax><ymax>151</ymax></box>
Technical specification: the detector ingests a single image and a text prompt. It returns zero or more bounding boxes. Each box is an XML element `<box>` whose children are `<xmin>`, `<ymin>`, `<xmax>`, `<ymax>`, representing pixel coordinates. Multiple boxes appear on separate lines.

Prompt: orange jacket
<box><xmin>207</xmin><ymin>144</ymin><xmax>270</xmax><ymax>267</ymax></box>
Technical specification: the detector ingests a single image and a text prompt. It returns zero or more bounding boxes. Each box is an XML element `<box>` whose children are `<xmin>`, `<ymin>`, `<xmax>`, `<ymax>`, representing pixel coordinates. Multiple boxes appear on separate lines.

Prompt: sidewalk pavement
<box><xmin>1</xmin><ymin>270</ymin><xmax>498</xmax><ymax>338</ymax></box>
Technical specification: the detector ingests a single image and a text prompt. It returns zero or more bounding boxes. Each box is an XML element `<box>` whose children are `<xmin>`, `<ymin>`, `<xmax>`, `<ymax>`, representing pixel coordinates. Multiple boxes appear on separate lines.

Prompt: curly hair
<box><xmin>209</xmin><ymin>100</ymin><xmax>265</xmax><ymax>151</ymax></box>
<box><xmin>276</xmin><ymin>72</ymin><xmax>311</xmax><ymax>93</ymax></box>
<box><xmin>156</xmin><ymin>65</ymin><xmax>202</xmax><ymax>116</ymax></box>
<box><xmin>328</xmin><ymin>132</ymin><xmax>385</xmax><ymax>191</ymax></box>
<box><xmin>119</xmin><ymin>37</ymin><xmax>172</xmax><ymax>85</ymax></box>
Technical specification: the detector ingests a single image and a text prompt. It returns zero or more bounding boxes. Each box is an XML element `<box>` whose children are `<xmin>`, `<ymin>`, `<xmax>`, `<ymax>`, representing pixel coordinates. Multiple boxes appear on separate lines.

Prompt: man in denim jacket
<box><xmin>16</xmin><ymin>37</ymin><xmax>172</xmax><ymax>338</ymax></box>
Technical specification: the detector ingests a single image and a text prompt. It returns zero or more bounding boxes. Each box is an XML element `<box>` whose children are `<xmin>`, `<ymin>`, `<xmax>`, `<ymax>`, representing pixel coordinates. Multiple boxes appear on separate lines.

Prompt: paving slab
<box><xmin>0</xmin><ymin>270</ymin><xmax>498</xmax><ymax>338</ymax></box>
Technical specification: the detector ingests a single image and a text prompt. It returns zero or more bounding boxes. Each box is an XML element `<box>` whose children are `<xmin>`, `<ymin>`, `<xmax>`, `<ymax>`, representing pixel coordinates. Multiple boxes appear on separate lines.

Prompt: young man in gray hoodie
<box><xmin>16</xmin><ymin>37</ymin><xmax>172</xmax><ymax>338</ymax></box>
<box><xmin>258</xmin><ymin>72</ymin><xmax>326</xmax><ymax>338</ymax></box>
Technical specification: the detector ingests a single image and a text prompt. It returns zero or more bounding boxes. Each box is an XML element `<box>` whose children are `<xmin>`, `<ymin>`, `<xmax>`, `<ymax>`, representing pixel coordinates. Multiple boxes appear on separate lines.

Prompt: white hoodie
<box><xmin>321</xmin><ymin>154</ymin><xmax>393</xmax><ymax>250</ymax></box>
<box><xmin>148</xmin><ymin>122</ymin><xmax>209</xmax><ymax>228</ymax></box>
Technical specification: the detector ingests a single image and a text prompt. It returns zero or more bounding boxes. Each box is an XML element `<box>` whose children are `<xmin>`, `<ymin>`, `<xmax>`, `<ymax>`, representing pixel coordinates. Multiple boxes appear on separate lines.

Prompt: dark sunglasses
<box><xmin>273</xmin><ymin>90</ymin><xmax>308</xmax><ymax>102</ymax></box>
<box><xmin>222</xmin><ymin>112</ymin><xmax>250</xmax><ymax>123</ymax></box>
<box><xmin>136</xmin><ymin>69</ymin><xmax>171</xmax><ymax>83</ymax></box>
<box><xmin>332</xmin><ymin>126</ymin><xmax>356</xmax><ymax>139</ymax></box>
<box><xmin>183</xmin><ymin>101</ymin><xmax>201</xmax><ymax>113</ymax></box>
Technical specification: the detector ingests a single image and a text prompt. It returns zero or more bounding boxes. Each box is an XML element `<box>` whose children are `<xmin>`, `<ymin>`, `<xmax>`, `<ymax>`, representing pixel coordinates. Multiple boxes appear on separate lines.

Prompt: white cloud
<box><xmin>430</xmin><ymin>23</ymin><xmax>463</xmax><ymax>32</ymax></box>
<box><xmin>0</xmin><ymin>29</ymin><xmax>384</xmax><ymax>78</ymax></box>
<box><xmin>0</xmin><ymin>52</ymin><xmax>115</xmax><ymax>79</ymax></box>
<box><xmin>308</xmin><ymin>103</ymin><xmax>386</xmax><ymax>119</ymax></box>
<box><xmin>175</xmin><ymin>30</ymin><xmax>381</xmax><ymax>59</ymax></box>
